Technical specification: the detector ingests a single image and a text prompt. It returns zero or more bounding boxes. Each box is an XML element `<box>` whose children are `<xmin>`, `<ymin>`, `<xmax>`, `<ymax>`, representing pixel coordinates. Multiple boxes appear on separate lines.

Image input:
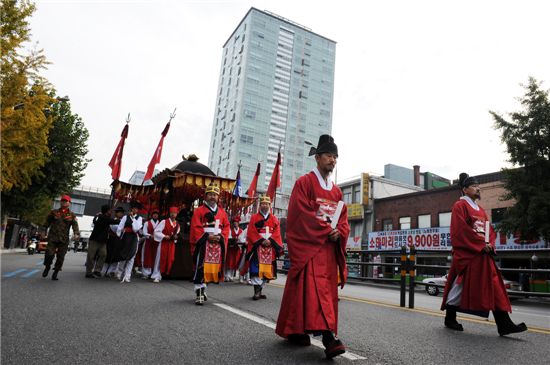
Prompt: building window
<box><xmin>351</xmin><ymin>221</ymin><xmax>362</xmax><ymax>237</ymax></box>
<box><xmin>382</xmin><ymin>219</ymin><xmax>393</xmax><ymax>231</ymax></box>
<box><xmin>399</xmin><ymin>217</ymin><xmax>411</xmax><ymax>230</ymax></box>
<box><xmin>438</xmin><ymin>212</ymin><xmax>452</xmax><ymax>227</ymax></box>
<box><xmin>240</xmin><ymin>134</ymin><xmax>253</xmax><ymax>144</ymax></box>
<box><xmin>353</xmin><ymin>186</ymin><xmax>361</xmax><ymax>204</ymax></box>
<box><xmin>342</xmin><ymin>187</ymin><xmax>352</xmax><ymax>204</ymax></box>
<box><xmin>418</xmin><ymin>214</ymin><xmax>431</xmax><ymax>228</ymax></box>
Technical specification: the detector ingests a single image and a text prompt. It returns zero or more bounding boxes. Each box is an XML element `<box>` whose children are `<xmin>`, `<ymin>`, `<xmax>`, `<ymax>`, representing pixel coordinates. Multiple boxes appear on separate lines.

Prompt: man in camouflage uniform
<box><xmin>43</xmin><ymin>195</ymin><xmax>80</xmax><ymax>280</ymax></box>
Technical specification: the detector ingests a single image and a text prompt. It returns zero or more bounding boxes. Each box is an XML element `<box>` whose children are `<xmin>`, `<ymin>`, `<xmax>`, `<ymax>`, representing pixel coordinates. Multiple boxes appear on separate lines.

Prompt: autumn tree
<box><xmin>491</xmin><ymin>77</ymin><xmax>550</xmax><ymax>241</ymax></box>
<box><xmin>1</xmin><ymin>0</ymin><xmax>53</xmax><ymax>192</ymax></box>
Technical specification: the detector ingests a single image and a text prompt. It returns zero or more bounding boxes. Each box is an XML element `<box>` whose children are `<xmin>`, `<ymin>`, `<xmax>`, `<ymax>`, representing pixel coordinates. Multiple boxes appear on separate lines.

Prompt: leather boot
<box><xmin>322</xmin><ymin>331</ymin><xmax>346</xmax><ymax>359</ymax></box>
<box><xmin>444</xmin><ymin>305</ymin><xmax>464</xmax><ymax>331</ymax></box>
<box><xmin>493</xmin><ymin>311</ymin><xmax>527</xmax><ymax>336</ymax></box>
<box><xmin>42</xmin><ymin>266</ymin><xmax>50</xmax><ymax>278</ymax></box>
<box><xmin>51</xmin><ymin>270</ymin><xmax>59</xmax><ymax>281</ymax></box>
<box><xmin>252</xmin><ymin>285</ymin><xmax>261</xmax><ymax>300</ymax></box>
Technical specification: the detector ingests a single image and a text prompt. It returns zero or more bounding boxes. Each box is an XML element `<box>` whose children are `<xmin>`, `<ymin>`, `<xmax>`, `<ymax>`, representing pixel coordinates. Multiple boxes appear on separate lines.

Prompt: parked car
<box><xmin>422</xmin><ymin>274</ymin><xmax>519</xmax><ymax>296</ymax></box>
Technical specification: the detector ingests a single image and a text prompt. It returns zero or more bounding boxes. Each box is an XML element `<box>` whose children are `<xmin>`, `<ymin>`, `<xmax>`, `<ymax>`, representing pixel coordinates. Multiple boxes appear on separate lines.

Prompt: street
<box><xmin>2</xmin><ymin>251</ymin><xmax>549</xmax><ymax>365</ymax></box>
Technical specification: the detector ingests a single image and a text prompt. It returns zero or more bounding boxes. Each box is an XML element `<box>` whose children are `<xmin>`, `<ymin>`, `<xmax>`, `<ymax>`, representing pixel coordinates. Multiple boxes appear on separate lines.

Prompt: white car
<box><xmin>422</xmin><ymin>274</ymin><xmax>519</xmax><ymax>296</ymax></box>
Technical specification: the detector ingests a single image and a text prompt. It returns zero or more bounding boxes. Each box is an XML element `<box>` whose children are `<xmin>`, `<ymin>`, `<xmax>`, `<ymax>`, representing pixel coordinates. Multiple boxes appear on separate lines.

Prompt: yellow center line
<box><xmin>268</xmin><ymin>282</ymin><xmax>550</xmax><ymax>335</ymax></box>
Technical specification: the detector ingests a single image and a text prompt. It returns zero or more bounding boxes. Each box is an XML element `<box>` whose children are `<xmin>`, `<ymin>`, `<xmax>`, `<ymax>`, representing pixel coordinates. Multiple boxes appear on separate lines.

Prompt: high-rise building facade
<box><xmin>208</xmin><ymin>8</ymin><xmax>336</xmax><ymax>196</ymax></box>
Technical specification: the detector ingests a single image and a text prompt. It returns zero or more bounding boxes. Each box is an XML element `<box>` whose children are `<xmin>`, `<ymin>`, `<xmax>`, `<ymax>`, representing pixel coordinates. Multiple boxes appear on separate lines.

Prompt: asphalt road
<box><xmin>2</xmin><ymin>251</ymin><xmax>549</xmax><ymax>365</ymax></box>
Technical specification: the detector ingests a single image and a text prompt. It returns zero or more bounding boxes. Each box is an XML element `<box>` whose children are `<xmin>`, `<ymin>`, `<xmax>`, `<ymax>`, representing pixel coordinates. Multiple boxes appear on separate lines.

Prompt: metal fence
<box><xmin>276</xmin><ymin>247</ymin><xmax>550</xmax><ymax>309</ymax></box>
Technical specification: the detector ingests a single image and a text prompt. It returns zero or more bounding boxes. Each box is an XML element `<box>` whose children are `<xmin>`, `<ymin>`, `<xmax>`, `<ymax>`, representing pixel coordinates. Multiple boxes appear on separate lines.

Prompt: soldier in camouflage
<box><xmin>42</xmin><ymin>195</ymin><xmax>80</xmax><ymax>280</ymax></box>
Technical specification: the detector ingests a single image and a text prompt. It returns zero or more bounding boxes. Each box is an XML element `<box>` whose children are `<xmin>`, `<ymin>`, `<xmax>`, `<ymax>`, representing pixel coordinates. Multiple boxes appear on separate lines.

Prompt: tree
<box><xmin>491</xmin><ymin>77</ymin><xmax>550</xmax><ymax>241</ymax></box>
<box><xmin>1</xmin><ymin>97</ymin><xmax>90</xmax><ymax>222</ymax></box>
<box><xmin>1</xmin><ymin>0</ymin><xmax>52</xmax><ymax>192</ymax></box>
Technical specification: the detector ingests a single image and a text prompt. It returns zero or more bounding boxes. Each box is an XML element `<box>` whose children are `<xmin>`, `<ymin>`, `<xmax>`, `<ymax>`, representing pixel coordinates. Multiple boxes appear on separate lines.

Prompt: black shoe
<box><xmin>42</xmin><ymin>266</ymin><xmax>50</xmax><ymax>278</ymax></box>
<box><xmin>52</xmin><ymin>270</ymin><xmax>59</xmax><ymax>281</ymax></box>
<box><xmin>444</xmin><ymin>318</ymin><xmax>464</xmax><ymax>331</ymax></box>
<box><xmin>498</xmin><ymin>322</ymin><xmax>528</xmax><ymax>336</ymax></box>
<box><xmin>85</xmin><ymin>273</ymin><xmax>95</xmax><ymax>278</ymax></box>
<box><xmin>195</xmin><ymin>288</ymin><xmax>205</xmax><ymax>305</ymax></box>
<box><xmin>322</xmin><ymin>333</ymin><xmax>346</xmax><ymax>359</ymax></box>
<box><xmin>287</xmin><ymin>334</ymin><xmax>311</xmax><ymax>346</ymax></box>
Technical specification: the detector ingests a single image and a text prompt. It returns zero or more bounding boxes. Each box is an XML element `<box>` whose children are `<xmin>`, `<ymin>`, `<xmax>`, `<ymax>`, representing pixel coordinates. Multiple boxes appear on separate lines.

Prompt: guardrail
<box><xmin>276</xmin><ymin>249</ymin><xmax>550</xmax><ymax>308</ymax></box>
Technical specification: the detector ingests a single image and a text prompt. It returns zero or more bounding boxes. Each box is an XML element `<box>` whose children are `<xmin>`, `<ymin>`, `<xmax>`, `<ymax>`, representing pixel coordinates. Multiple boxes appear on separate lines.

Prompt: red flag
<box><xmin>266</xmin><ymin>151</ymin><xmax>281</xmax><ymax>200</ymax></box>
<box><xmin>143</xmin><ymin>122</ymin><xmax>171</xmax><ymax>182</ymax></box>
<box><xmin>246</xmin><ymin>163</ymin><xmax>261</xmax><ymax>198</ymax></box>
<box><xmin>108</xmin><ymin>124</ymin><xmax>129</xmax><ymax>180</ymax></box>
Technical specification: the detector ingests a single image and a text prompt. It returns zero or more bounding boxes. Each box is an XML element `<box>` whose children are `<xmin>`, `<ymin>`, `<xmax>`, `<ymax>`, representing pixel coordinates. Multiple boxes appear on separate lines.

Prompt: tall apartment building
<box><xmin>208</xmin><ymin>8</ymin><xmax>336</xmax><ymax>196</ymax></box>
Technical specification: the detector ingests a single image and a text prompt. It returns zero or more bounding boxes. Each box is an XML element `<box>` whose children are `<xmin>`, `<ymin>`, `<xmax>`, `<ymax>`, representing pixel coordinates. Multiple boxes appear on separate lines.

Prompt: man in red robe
<box><xmin>243</xmin><ymin>195</ymin><xmax>283</xmax><ymax>300</ymax></box>
<box><xmin>225</xmin><ymin>216</ymin><xmax>244</xmax><ymax>282</ymax></box>
<box><xmin>189</xmin><ymin>183</ymin><xmax>230</xmax><ymax>305</ymax></box>
<box><xmin>441</xmin><ymin>173</ymin><xmax>527</xmax><ymax>336</ymax></box>
<box><xmin>152</xmin><ymin>207</ymin><xmax>180</xmax><ymax>283</ymax></box>
<box><xmin>140</xmin><ymin>210</ymin><xmax>160</xmax><ymax>279</ymax></box>
<box><xmin>275</xmin><ymin>135</ymin><xmax>350</xmax><ymax>359</ymax></box>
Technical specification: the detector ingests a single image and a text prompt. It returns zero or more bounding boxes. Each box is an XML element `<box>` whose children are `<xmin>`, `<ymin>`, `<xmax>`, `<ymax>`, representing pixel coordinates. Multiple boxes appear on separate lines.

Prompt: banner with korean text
<box><xmin>367</xmin><ymin>228</ymin><xmax>548</xmax><ymax>251</ymax></box>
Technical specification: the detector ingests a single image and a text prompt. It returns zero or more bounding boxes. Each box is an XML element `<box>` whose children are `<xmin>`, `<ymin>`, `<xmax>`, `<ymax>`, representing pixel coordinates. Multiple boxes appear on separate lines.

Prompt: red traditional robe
<box><xmin>190</xmin><ymin>204</ymin><xmax>230</xmax><ymax>283</ymax></box>
<box><xmin>441</xmin><ymin>197</ymin><xmax>511</xmax><ymax>314</ymax></box>
<box><xmin>226</xmin><ymin>226</ymin><xmax>243</xmax><ymax>271</ymax></box>
<box><xmin>154</xmin><ymin>218</ymin><xmax>180</xmax><ymax>276</ymax></box>
<box><xmin>243</xmin><ymin>212</ymin><xmax>283</xmax><ymax>279</ymax></box>
<box><xmin>275</xmin><ymin>171</ymin><xmax>350</xmax><ymax>338</ymax></box>
<box><xmin>142</xmin><ymin>219</ymin><xmax>160</xmax><ymax>270</ymax></box>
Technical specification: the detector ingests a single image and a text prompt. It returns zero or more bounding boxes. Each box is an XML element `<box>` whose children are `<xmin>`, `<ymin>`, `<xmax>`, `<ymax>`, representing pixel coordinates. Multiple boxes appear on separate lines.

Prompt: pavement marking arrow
<box><xmin>3</xmin><ymin>269</ymin><xmax>28</xmax><ymax>278</ymax></box>
<box><xmin>213</xmin><ymin>303</ymin><xmax>367</xmax><ymax>361</ymax></box>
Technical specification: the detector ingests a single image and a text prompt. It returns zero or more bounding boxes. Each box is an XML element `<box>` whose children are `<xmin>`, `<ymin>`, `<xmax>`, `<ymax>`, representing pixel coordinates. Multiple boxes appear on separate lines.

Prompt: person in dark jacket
<box><xmin>85</xmin><ymin>205</ymin><xmax>121</xmax><ymax>278</ymax></box>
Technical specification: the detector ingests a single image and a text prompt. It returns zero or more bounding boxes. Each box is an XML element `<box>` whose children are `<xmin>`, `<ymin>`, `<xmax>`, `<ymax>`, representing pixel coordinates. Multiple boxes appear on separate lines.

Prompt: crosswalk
<box><xmin>3</xmin><ymin>261</ymin><xmax>43</xmax><ymax>278</ymax></box>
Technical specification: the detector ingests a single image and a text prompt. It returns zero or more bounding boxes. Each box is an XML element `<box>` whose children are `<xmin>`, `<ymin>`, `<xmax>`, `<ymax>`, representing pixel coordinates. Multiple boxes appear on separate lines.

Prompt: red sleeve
<box><xmin>189</xmin><ymin>208</ymin><xmax>205</xmax><ymax>255</ymax></box>
<box><xmin>246</xmin><ymin>214</ymin><xmax>262</xmax><ymax>251</ymax></box>
<box><xmin>286</xmin><ymin>176</ymin><xmax>334</xmax><ymax>272</ymax></box>
<box><xmin>270</xmin><ymin>215</ymin><xmax>282</xmax><ymax>246</ymax></box>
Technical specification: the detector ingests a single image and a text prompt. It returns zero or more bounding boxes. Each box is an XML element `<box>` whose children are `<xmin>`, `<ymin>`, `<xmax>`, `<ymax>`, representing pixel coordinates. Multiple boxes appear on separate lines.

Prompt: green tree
<box><xmin>491</xmin><ymin>77</ymin><xmax>550</xmax><ymax>241</ymax></box>
<box><xmin>2</xmin><ymin>96</ymin><xmax>90</xmax><ymax>223</ymax></box>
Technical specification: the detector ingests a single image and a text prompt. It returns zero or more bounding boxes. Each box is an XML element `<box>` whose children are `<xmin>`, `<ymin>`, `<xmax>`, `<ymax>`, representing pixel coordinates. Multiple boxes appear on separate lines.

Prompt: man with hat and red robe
<box><xmin>243</xmin><ymin>195</ymin><xmax>283</xmax><ymax>300</ymax></box>
<box><xmin>189</xmin><ymin>183</ymin><xmax>230</xmax><ymax>305</ymax></box>
<box><xmin>275</xmin><ymin>134</ymin><xmax>350</xmax><ymax>359</ymax></box>
<box><xmin>152</xmin><ymin>207</ymin><xmax>180</xmax><ymax>283</ymax></box>
<box><xmin>140</xmin><ymin>210</ymin><xmax>160</xmax><ymax>279</ymax></box>
<box><xmin>441</xmin><ymin>173</ymin><xmax>527</xmax><ymax>336</ymax></box>
<box><xmin>43</xmin><ymin>194</ymin><xmax>80</xmax><ymax>280</ymax></box>
<box><xmin>225</xmin><ymin>216</ymin><xmax>244</xmax><ymax>282</ymax></box>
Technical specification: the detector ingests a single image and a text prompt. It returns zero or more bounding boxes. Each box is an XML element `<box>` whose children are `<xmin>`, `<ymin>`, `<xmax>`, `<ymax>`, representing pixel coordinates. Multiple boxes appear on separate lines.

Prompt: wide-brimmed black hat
<box><xmin>114</xmin><ymin>206</ymin><xmax>125</xmax><ymax>213</ymax></box>
<box><xmin>308</xmin><ymin>134</ymin><xmax>338</xmax><ymax>156</ymax></box>
<box><xmin>459</xmin><ymin>173</ymin><xmax>479</xmax><ymax>188</ymax></box>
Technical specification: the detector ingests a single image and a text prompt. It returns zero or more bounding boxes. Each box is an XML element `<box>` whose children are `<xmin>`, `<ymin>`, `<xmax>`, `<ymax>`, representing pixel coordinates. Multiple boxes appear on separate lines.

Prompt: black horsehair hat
<box><xmin>308</xmin><ymin>134</ymin><xmax>338</xmax><ymax>157</ymax></box>
<box><xmin>459</xmin><ymin>173</ymin><xmax>479</xmax><ymax>188</ymax></box>
<box><xmin>114</xmin><ymin>206</ymin><xmax>125</xmax><ymax>213</ymax></box>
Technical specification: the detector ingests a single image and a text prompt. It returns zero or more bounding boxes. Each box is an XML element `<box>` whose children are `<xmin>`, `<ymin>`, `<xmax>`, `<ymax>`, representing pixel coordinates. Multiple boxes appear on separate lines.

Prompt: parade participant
<box><xmin>115</xmin><ymin>201</ymin><xmax>143</xmax><ymax>283</ymax></box>
<box><xmin>140</xmin><ymin>210</ymin><xmax>161</xmax><ymax>279</ymax></box>
<box><xmin>103</xmin><ymin>206</ymin><xmax>125</xmax><ymax>277</ymax></box>
<box><xmin>42</xmin><ymin>195</ymin><xmax>80</xmax><ymax>281</ymax></box>
<box><xmin>151</xmin><ymin>207</ymin><xmax>180</xmax><ymax>283</ymax></box>
<box><xmin>275</xmin><ymin>135</ymin><xmax>350</xmax><ymax>359</ymax></box>
<box><xmin>225</xmin><ymin>216</ymin><xmax>244</xmax><ymax>281</ymax></box>
<box><xmin>243</xmin><ymin>195</ymin><xmax>282</xmax><ymax>300</ymax></box>
<box><xmin>85</xmin><ymin>205</ymin><xmax>120</xmax><ymax>278</ymax></box>
<box><xmin>189</xmin><ymin>183</ymin><xmax>230</xmax><ymax>305</ymax></box>
<box><xmin>441</xmin><ymin>173</ymin><xmax>527</xmax><ymax>336</ymax></box>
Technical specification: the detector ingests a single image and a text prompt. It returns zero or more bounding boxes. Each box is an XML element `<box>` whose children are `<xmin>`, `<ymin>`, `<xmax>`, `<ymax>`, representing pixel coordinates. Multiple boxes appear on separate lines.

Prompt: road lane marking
<box><xmin>269</xmin><ymin>283</ymin><xmax>550</xmax><ymax>335</ymax></box>
<box><xmin>214</xmin><ymin>303</ymin><xmax>366</xmax><ymax>361</ymax></box>
<box><xmin>22</xmin><ymin>269</ymin><xmax>41</xmax><ymax>278</ymax></box>
<box><xmin>3</xmin><ymin>269</ymin><xmax>28</xmax><ymax>278</ymax></box>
